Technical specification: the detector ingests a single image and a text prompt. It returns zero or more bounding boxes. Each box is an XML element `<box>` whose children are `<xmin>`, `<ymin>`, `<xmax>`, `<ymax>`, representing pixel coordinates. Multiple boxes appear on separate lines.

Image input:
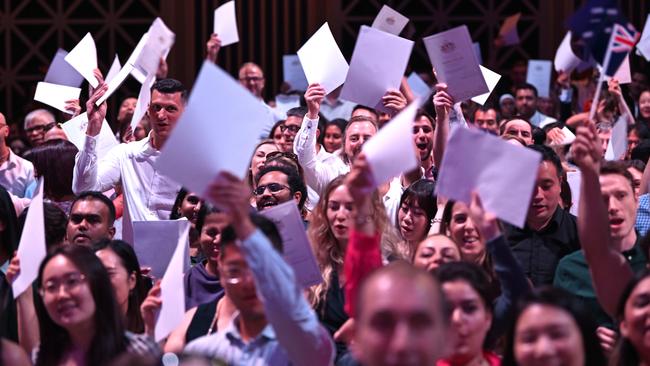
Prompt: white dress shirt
<box><xmin>293</xmin><ymin>115</ymin><xmax>349</xmax><ymax>194</ymax></box>
<box><xmin>0</xmin><ymin>150</ymin><xmax>35</xmax><ymax>198</ymax></box>
<box><xmin>72</xmin><ymin>134</ymin><xmax>180</xmax><ymax>222</ymax></box>
<box><xmin>530</xmin><ymin>110</ymin><xmax>557</xmax><ymax>128</ymax></box>
<box><xmin>319</xmin><ymin>97</ymin><xmax>356</xmax><ymax>121</ymax></box>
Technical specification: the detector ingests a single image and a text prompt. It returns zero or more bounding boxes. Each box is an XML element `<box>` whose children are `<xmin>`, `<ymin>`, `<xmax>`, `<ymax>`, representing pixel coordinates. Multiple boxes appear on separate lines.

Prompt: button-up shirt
<box><xmin>184</xmin><ymin>229</ymin><xmax>334</xmax><ymax>366</ymax></box>
<box><xmin>72</xmin><ymin>134</ymin><xmax>180</xmax><ymax>222</ymax></box>
<box><xmin>0</xmin><ymin>150</ymin><xmax>35</xmax><ymax>198</ymax></box>
<box><xmin>503</xmin><ymin>207</ymin><xmax>581</xmax><ymax>287</ymax></box>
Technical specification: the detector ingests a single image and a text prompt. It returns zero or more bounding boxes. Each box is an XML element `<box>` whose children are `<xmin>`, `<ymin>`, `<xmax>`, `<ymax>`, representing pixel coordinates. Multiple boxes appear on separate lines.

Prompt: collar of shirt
<box><xmin>225</xmin><ymin>313</ymin><xmax>277</xmax><ymax>346</ymax></box>
<box><xmin>321</xmin><ymin>97</ymin><xmax>343</xmax><ymax>108</ymax></box>
<box><xmin>0</xmin><ymin>150</ymin><xmax>17</xmax><ymax>171</ymax></box>
<box><xmin>131</xmin><ymin>134</ymin><xmax>160</xmax><ymax>159</ymax></box>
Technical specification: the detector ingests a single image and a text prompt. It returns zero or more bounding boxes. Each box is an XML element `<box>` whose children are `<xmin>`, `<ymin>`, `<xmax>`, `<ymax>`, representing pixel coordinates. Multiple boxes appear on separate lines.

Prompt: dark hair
<box><xmin>152</xmin><ymin>78</ymin><xmax>188</xmax><ymax>103</ymax></box>
<box><xmin>195</xmin><ymin>203</ymin><xmax>221</xmax><ymax>235</ymax></box>
<box><xmin>631</xmin><ymin>139</ymin><xmax>650</xmax><ymax>163</ymax></box>
<box><xmin>92</xmin><ymin>239</ymin><xmax>148</xmax><ymax>333</ymax></box>
<box><xmin>610</xmin><ymin>271</ymin><xmax>650</xmax><ymax>365</ymax></box>
<box><xmin>318</xmin><ymin>118</ymin><xmax>348</xmax><ymax>146</ymax></box>
<box><xmin>624</xmin><ymin>159</ymin><xmax>646</xmax><ymax>174</ymax></box>
<box><xmin>34</xmin><ymin>245</ymin><xmax>126</xmax><ymax>366</ymax></box>
<box><xmin>0</xmin><ymin>186</ymin><xmax>19</xmax><ymax>262</ymax></box>
<box><xmin>397</xmin><ymin>179</ymin><xmax>437</xmax><ymax>238</ymax></box>
<box><xmin>286</xmin><ymin>106</ymin><xmax>308</xmax><ymax>119</ymax></box>
<box><xmin>254</xmin><ymin>164</ymin><xmax>307</xmax><ymax>210</ymax></box>
<box><xmin>71</xmin><ymin>191</ymin><xmax>117</xmax><ymax>224</ymax></box>
<box><xmin>436</xmin><ymin>261</ymin><xmax>495</xmax><ymax>314</ymax></box>
<box><xmin>502</xmin><ymin>287</ymin><xmax>606</xmax><ymax>366</ymax></box>
<box><xmin>499</xmin><ymin>118</ymin><xmax>533</xmax><ymax>136</ymax></box>
<box><xmin>268</xmin><ymin>120</ymin><xmax>284</xmax><ymax>139</ymax></box>
<box><xmin>18</xmin><ymin>202</ymin><xmax>67</xmax><ymax>250</ymax></box>
<box><xmin>532</xmin><ymin>126</ymin><xmax>547</xmax><ymax>145</ymax></box>
<box><xmin>351</xmin><ymin>105</ymin><xmax>379</xmax><ymax>121</ymax></box>
<box><xmin>219</xmin><ymin>213</ymin><xmax>283</xmax><ymax>257</ymax></box>
<box><xmin>416</xmin><ymin>110</ymin><xmax>436</xmax><ymax>129</ymax></box>
<box><xmin>527</xmin><ymin>144</ymin><xmax>563</xmax><ymax>180</ymax></box>
<box><xmin>600</xmin><ymin>161</ymin><xmax>635</xmax><ymax>192</ymax></box>
<box><xmin>514</xmin><ymin>83</ymin><xmax>538</xmax><ymax>98</ymax></box>
<box><xmin>628</xmin><ymin>123</ymin><xmax>650</xmax><ymax>139</ymax></box>
<box><xmin>170</xmin><ymin>188</ymin><xmax>189</xmax><ymax>220</ymax></box>
<box><xmin>26</xmin><ymin>140</ymin><xmax>78</xmax><ymax>201</ymax></box>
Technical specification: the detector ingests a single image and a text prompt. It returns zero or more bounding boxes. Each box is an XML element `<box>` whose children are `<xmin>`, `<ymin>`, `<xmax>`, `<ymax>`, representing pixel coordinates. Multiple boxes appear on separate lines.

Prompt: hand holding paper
<box><xmin>86</xmin><ymin>70</ymin><xmax>109</xmax><ymax>137</ymax></box>
<box><xmin>206</xmin><ymin>33</ymin><xmax>222</xmax><ymax>63</ymax></box>
<box><xmin>305</xmin><ymin>83</ymin><xmax>326</xmax><ymax>119</ymax></box>
<box><xmin>571</xmin><ymin>123</ymin><xmax>602</xmax><ymax>175</ymax></box>
<box><xmin>34</xmin><ymin>82</ymin><xmax>81</xmax><ymax>114</ymax></box>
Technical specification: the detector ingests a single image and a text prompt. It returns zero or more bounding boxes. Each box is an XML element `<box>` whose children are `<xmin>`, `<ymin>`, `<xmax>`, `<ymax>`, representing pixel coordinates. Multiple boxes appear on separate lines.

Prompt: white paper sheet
<box><xmin>213</xmin><ymin>0</ymin><xmax>239</xmax><ymax>47</ymax></box>
<box><xmin>44</xmin><ymin>49</ymin><xmax>85</xmax><ymax>88</ymax></box>
<box><xmin>499</xmin><ymin>13</ymin><xmax>521</xmax><ymax>46</ymax></box>
<box><xmin>605</xmin><ymin>116</ymin><xmax>628</xmax><ymax>161</ymax></box>
<box><xmin>61</xmin><ymin>113</ymin><xmax>118</xmax><ymax>159</ymax></box>
<box><xmin>132</xmin><ymin>220</ymin><xmax>190</xmax><ymax>280</ymax></box>
<box><xmin>371</xmin><ymin>4</ymin><xmax>409</xmax><ymax>35</ymax></box>
<box><xmin>130</xmin><ymin>73</ymin><xmax>155</xmax><ymax>131</ymax></box>
<box><xmin>423</xmin><ymin>25</ymin><xmax>489</xmax><ymax>102</ymax></box>
<box><xmin>274</xmin><ymin>94</ymin><xmax>301</xmax><ymax>117</ymax></box>
<box><xmin>97</xmin><ymin>33</ymin><xmax>149</xmax><ymax>105</ymax></box>
<box><xmin>362</xmin><ymin>102</ymin><xmax>419</xmax><ymax>185</ymax></box>
<box><xmin>154</xmin><ymin>222</ymin><xmax>189</xmax><ymax>342</ymax></box>
<box><xmin>105</xmin><ymin>54</ymin><xmax>122</xmax><ymax>84</ymax></box>
<box><xmin>65</xmin><ymin>33</ymin><xmax>98</xmax><ymax>88</ymax></box>
<box><xmin>34</xmin><ymin>82</ymin><xmax>81</xmax><ymax>114</ymax></box>
<box><xmin>406</xmin><ymin>72</ymin><xmax>431</xmax><ymax>99</ymax></box>
<box><xmin>12</xmin><ymin>178</ymin><xmax>45</xmax><ymax>298</ymax></box>
<box><xmin>604</xmin><ymin>55</ymin><xmax>632</xmax><ymax>84</ymax></box>
<box><xmin>637</xmin><ymin>14</ymin><xmax>650</xmax><ymax>61</ymax></box>
<box><xmin>567</xmin><ymin>170</ymin><xmax>581</xmax><ymax>217</ymax></box>
<box><xmin>340</xmin><ymin>26</ymin><xmax>413</xmax><ymax>112</ymax></box>
<box><xmin>436</xmin><ymin>127</ymin><xmax>542</xmax><ymax>228</ymax></box>
<box><xmin>157</xmin><ymin>61</ymin><xmax>268</xmax><ymax>196</ymax></box>
<box><xmin>260</xmin><ymin>201</ymin><xmax>322</xmax><ymax>288</ymax></box>
<box><xmin>297</xmin><ymin>23</ymin><xmax>349</xmax><ymax>94</ymax></box>
<box><xmin>548</xmin><ymin>126</ymin><xmax>576</xmax><ymax>147</ymax></box>
<box><xmin>526</xmin><ymin>60</ymin><xmax>552</xmax><ymax>98</ymax></box>
<box><xmin>134</xmin><ymin>18</ymin><xmax>175</xmax><ymax>77</ymax></box>
<box><xmin>282</xmin><ymin>55</ymin><xmax>309</xmax><ymax>91</ymax></box>
<box><xmin>554</xmin><ymin>31</ymin><xmax>582</xmax><ymax>73</ymax></box>
<box><xmin>471</xmin><ymin>66</ymin><xmax>501</xmax><ymax>105</ymax></box>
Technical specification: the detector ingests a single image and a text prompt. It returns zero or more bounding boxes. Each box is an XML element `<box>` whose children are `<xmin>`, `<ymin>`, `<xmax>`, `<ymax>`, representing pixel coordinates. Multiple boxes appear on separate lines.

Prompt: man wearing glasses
<box><xmin>238</xmin><ymin>62</ymin><xmax>284</xmax><ymax>138</ymax></box>
<box><xmin>23</xmin><ymin>109</ymin><xmax>57</xmax><ymax>147</ymax></box>
<box><xmin>0</xmin><ymin>112</ymin><xmax>35</xmax><ymax>198</ymax></box>
<box><xmin>253</xmin><ymin>165</ymin><xmax>306</xmax><ymax>212</ymax></box>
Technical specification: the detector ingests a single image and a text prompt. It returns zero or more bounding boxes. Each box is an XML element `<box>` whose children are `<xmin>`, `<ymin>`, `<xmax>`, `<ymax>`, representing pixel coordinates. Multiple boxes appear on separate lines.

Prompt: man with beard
<box><xmin>65</xmin><ymin>191</ymin><xmax>116</xmax><ymax>246</ymax></box>
<box><xmin>514</xmin><ymin>83</ymin><xmax>557</xmax><ymax>128</ymax></box>
<box><xmin>73</xmin><ymin>73</ymin><xmax>184</xmax><ymax>222</ymax></box>
<box><xmin>253</xmin><ymin>165</ymin><xmax>307</xmax><ymax>212</ymax></box>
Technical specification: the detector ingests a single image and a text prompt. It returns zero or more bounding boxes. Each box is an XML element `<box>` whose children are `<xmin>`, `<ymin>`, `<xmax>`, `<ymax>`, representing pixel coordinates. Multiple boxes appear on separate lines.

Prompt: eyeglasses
<box><xmin>239</xmin><ymin>76</ymin><xmax>264</xmax><ymax>83</ymax></box>
<box><xmin>25</xmin><ymin>122</ymin><xmax>56</xmax><ymax>134</ymax></box>
<box><xmin>253</xmin><ymin>182</ymin><xmax>290</xmax><ymax>196</ymax></box>
<box><xmin>222</xmin><ymin>266</ymin><xmax>254</xmax><ymax>285</ymax></box>
<box><xmin>40</xmin><ymin>273</ymin><xmax>86</xmax><ymax>297</ymax></box>
<box><xmin>279</xmin><ymin>125</ymin><xmax>300</xmax><ymax>133</ymax></box>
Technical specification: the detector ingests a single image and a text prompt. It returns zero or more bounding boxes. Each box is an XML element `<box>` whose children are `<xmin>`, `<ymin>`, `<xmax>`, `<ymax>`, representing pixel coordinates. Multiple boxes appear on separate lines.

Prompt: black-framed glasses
<box><xmin>279</xmin><ymin>125</ymin><xmax>300</xmax><ymax>133</ymax></box>
<box><xmin>253</xmin><ymin>183</ymin><xmax>290</xmax><ymax>196</ymax></box>
<box><xmin>25</xmin><ymin>122</ymin><xmax>56</xmax><ymax>134</ymax></box>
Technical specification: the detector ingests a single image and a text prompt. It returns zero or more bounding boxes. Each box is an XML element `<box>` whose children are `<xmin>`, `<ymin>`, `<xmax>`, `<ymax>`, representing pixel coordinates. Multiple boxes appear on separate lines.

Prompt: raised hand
<box><xmin>206</xmin><ymin>171</ymin><xmax>255</xmax><ymax>239</ymax></box>
<box><xmin>381</xmin><ymin>89</ymin><xmax>407</xmax><ymax>116</ymax></box>
<box><xmin>468</xmin><ymin>191</ymin><xmax>500</xmax><ymax>242</ymax></box>
<box><xmin>432</xmin><ymin>83</ymin><xmax>453</xmax><ymax>123</ymax></box>
<box><xmin>5</xmin><ymin>253</ymin><xmax>20</xmax><ymax>284</ymax></box>
<box><xmin>571</xmin><ymin>121</ymin><xmax>602</xmax><ymax>175</ymax></box>
<box><xmin>156</xmin><ymin>57</ymin><xmax>168</xmax><ymax>79</ymax></box>
<box><xmin>206</xmin><ymin>33</ymin><xmax>222</xmax><ymax>63</ymax></box>
<box><xmin>140</xmin><ymin>280</ymin><xmax>162</xmax><ymax>336</ymax></box>
<box><xmin>304</xmin><ymin>83</ymin><xmax>326</xmax><ymax>119</ymax></box>
<box><xmin>86</xmin><ymin>68</ymin><xmax>108</xmax><ymax>137</ymax></box>
<box><xmin>64</xmin><ymin>99</ymin><xmax>82</xmax><ymax>118</ymax></box>
<box><xmin>545</xmin><ymin>127</ymin><xmax>566</xmax><ymax>145</ymax></box>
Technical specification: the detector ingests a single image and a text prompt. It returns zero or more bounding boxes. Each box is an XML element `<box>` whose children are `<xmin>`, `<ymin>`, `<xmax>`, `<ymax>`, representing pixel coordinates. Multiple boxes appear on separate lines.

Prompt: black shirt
<box><xmin>503</xmin><ymin>207</ymin><xmax>581</xmax><ymax>287</ymax></box>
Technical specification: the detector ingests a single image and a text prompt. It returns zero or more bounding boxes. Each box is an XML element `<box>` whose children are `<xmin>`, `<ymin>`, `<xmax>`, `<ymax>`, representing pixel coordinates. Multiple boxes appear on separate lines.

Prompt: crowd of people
<box><xmin>1</xmin><ymin>11</ymin><xmax>650</xmax><ymax>366</ymax></box>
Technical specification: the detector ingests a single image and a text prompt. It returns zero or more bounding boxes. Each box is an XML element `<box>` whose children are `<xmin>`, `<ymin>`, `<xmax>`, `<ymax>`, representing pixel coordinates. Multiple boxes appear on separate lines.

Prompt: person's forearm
<box><xmin>293</xmin><ymin>115</ymin><xmax>319</xmax><ymax>171</ymax></box>
<box><xmin>344</xmin><ymin>228</ymin><xmax>381</xmax><ymax>317</ymax></box>
<box><xmin>16</xmin><ymin>289</ymin><xmax>39</xmax><ymax>354</ymax></box>
<box><xmin>433</xmin><ymin>113</ymin><xmax>449</xmax><ymax>168</ymax></box>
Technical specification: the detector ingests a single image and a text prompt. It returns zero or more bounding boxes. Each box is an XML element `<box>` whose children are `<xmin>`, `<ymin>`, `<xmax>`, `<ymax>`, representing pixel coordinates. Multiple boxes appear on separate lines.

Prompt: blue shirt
<box><xmin>636</xmin><ymin>194</ymin><xmax>650</xmax><ymax>237</ymax></box>
<box><xmin>184</xmin><ymin>229</ymin><xmax>334</xmax><ymax>365</ymax></box>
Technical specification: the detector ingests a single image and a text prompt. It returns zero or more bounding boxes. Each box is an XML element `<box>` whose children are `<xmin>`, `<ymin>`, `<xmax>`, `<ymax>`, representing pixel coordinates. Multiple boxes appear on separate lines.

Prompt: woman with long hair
<box><xmin>394</xmin><ymin>179</ymin><xmax>437</xmax><ymax>260</ymax></box>
<box><xmin>33</xmin><ymin>245</ymin><xmax>159</xmax><ymax>366</ymax></box>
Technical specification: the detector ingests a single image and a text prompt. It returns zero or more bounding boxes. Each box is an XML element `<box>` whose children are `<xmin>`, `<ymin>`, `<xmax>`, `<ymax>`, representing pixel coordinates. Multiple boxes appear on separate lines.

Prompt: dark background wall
<box><xmin>1</xmin><ymin>0</ymin><xmax>649</xmax><ymax>127</ymax></box>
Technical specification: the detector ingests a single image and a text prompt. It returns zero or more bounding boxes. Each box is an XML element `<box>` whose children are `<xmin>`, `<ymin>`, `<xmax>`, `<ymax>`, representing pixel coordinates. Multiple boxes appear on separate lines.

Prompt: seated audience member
<box><xmin>501</xmin><ymin>287</ymin><xmax>606</xmax><ymax>366</ymax></box>
<box><xmin>0</xmin><ymin>112</ymin><xmax>35</xmax><ymax>198</ymax></box>
<box><xmin>133</xmin><ymin>118</ymin><xmax>151</xmax><ymax>142</ymax></box>
<box><xmin>321</xmin><ymin>118</ymin><xmax>347</xmax><ymax>153</ymax></box>
<box><xmin>34</xmin><ymin>245</ymin><xmax>160</xmax><ymax>365</ymax></box>
<box><xmin>236</xmin><ymin>61</ymin><xmax>284</xmax><ymax>137</ymax></box>
<box><xmin>624</xmin><ymin>159</ymin><xmax>644</xmax><ymax>199</ymax></box>
<box><xmin>351</xmin><ymin>105</ymin><xmax>379</xmax><ymax>123</ymax></box>
<box><xmin>93</xmin><ymin>239</ymin><xmax>149</xmax><ymax>333</ymax></box>
<box><xmin>180</xmin><ymin>171</ymin><xmax>334</xmax><ymax>365</ymax></box>
<box><xmin>502</xmin><ymin>145</ymin><xmax>580</xmax><ymax>287</ymax></box>
<box><xmin>26</xmin><ymin>139</ymin><xmax>78</xmax><ymax>212</ymax></box>
<box><xmin>253</xmin><ymin>164</ymin><xmax>306</xmax><ymax>212</ymax></box>
<box><xmin>114</xmin><ymin>97</ymin><xmax>137</xmax><ymax>140</ymax></box>
<box><xmin>500</xmin><ymin>119</ymin><xmax>533</xmax><ymax>145</ymax></box>
<box><xmin>514</xmin><ymin>83</ymin><xmax>557</xmax><ymax>128</ymax></box>
<box><xmin>268</xmin><ymin>120</ymin><xmax>284</xmax><ymax>147</ymax></box>
<box><xmin>412</xmin><ymin>234</ymin><xmax>461</xmax><ymax>272</ymax></box>
<box><xmin>610</xmin><ymin>271</ymin><xmax>650</xmax><ymax>365</ymax></box>
<box><xmin>23</xmin><ymin>109</ymin><xmax>56</xmax><ymax>147</ymax></box>
<box><xmin>472</xmin><ymin>106</ymin><xmax>499</xmax><ymax>135</ymax></box>
<box><xmin>66</xmin><ymin>191</ymin><xmax>116</xmax><ymax>246</ymax></box>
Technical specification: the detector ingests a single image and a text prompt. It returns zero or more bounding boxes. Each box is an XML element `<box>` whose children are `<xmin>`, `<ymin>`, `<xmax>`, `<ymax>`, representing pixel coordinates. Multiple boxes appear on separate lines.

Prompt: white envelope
<box><xmin>471</xmin><ymin>66</ymin><xmax>501</xmax><ymax>106</ymax></box>
<box><xmin>13</xmin><ymin>178</ymin><xmax>45</xmax><ymax>298</ymax></box>
<box><xmin>61</xmin><ymin>113</ymin><xmax>118</xmax><ymax>159</ymax></box>
<box><xmin>154</xmin><ymin>221</ymin><xmax>189</xmax><ymax>342</ymax></box>
<box><xmin>554</xmin><ymin>31</ymin><xmax>582</xmax><ymax>73</ymax></box>
<box><xmin>65</xmin><ymin>33</ymin><xmax>98</xmax><ymax>88</ymax></box>
<box><xmin>499</xmin><ymin>13</ymin><xmax>521</xmax><ymax>45</ymax></box>
<box><xmin>214</xmin><ymin>0</ymin><xmax>239</xmax><ymax>47</ymax></box>
<box><xmin>340</xmin><ymin>26</ymin><xmax>413</xmax><ymax>112</ymax></box>
<box><xmin>362</xmin><ymin>102</ymin><xmax>419</xmax><ymax>186</ymax></box>
<box><xmin>436</xmin><ymin>127</ymin><xmax>542</xmax><ymax>228</ymax></box>
<box><xmin>34</xmin><ymin>82</ymin><xmax>81</xmax><ymax>114</ymax></box>
<box><xmin>423</xmin><ymin>25</ymin><xmax>489</xmax><ymax>102</ymax></box>
<box><xmin>297</xmin><ymin>23</ymin><xmax>349</xmax><ymax>94</ymax></box>
<box><xmin>260</xmin><ymin>201</ymin><xmax>322</xmax><ymax>288</ymax></box>
<box><xmin>371</xmin><ymin>4</ymin><xmax>409</xmax><ymax>35</ymax></box>
<box><xmin>282</xmin><ymin>55</ymin><xmax>309</xmax><ymax>91</ymax></box>
<box><xmin>157</xmin><ymin>61</ymin><xmax>268</xmax><ymax>196</ymax></box>
<box><xmin>44</xmin><ymin>49</ymin><xmax>85</xmax><ymax>88</ymax></box>
<box><xmin>526</xmin><ymin>60</ymin><xmax>552</xmax><ymax>98</ymax></box>
<box><xmin>132</xmin><ymin>220</ymin><xmax>190</xmax><ymax>280</ymax></box>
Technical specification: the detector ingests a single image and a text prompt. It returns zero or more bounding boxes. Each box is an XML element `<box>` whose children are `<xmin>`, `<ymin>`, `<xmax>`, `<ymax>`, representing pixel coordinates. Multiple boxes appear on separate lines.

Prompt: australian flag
<box><xmin>568</xmin><ymin>0</ymin><xmax>639</xmax><ymax>76</ymax></box>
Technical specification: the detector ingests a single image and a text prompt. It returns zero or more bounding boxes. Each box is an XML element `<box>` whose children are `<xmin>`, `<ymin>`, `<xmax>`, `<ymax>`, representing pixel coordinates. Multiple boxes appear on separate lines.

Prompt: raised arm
<box><xmin>608</xmin><ymin>78</ymin><xmax>635</xmax><ymax>125</ymax></box>
<box><xmin>205</xmin><ymin>33</ymin><xmax>222</xmax><ymax>64</ymax></box>
<box><xmin>572</xmin><ymin>122</ymin><xmax>633</xmax><ymax>316</ymax></box>
<box><xmin>207</xmin><ymin>172</ymin><xmax>334</xmax><ymax>366</ymax></box>
<box><xmin>432</xmin><ymin>83</ymin><xmax>453</xmax><ymax>169</ymax></box>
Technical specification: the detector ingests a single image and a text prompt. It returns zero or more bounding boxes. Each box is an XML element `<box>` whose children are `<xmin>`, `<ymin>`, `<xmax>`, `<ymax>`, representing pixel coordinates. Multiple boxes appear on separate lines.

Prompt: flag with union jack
<box><xmin>603</xmin><ymin>23</ymin><xmax>640</xmax><ymax>76</ymax></box>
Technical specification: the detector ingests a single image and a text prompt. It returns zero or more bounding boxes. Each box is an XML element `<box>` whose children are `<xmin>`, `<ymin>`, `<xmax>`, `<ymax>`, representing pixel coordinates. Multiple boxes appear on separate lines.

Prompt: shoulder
<box><xmin>1</xmin><ymin>339</ymin><xmax>30</xmax><ymax>366</ymax></box>
<box><xmin>184</xmin><ymin>331</ymin><xmax>226</xmax><ymax>355</ymax></box>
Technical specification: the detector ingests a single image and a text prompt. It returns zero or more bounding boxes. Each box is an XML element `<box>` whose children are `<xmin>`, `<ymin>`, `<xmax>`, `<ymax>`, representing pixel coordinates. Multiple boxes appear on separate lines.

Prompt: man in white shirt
<box><xmin>515</xmin><ymin>83</ymin><xmax>557</xmax><ymax>128</ymax></box>
<box><xmin>72</xmin><ymin>75</ymin><xmax>184</xmax><ymax>223</ymax></box>
<box><xmin>0</xmin><ymin>113</ymin><xmax>35</xmax><ymax>198</ymax></box>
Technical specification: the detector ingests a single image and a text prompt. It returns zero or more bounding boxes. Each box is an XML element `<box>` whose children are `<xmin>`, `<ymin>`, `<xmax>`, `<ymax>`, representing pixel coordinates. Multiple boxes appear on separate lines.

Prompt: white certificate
<box><xmin>371</xmin><ymin>4</ymin><xmax>409</xmax><ymax>35</ymax></box>
<box><xmin>297</xmin><ymin>22</ymin><xmax>349</xmax><ymax>94</ymax></box>
<box><xmin>526</xmin><ymin>59</ymin><xmax>552</xmax><ymax>98</ymax></box>
<box><xmin>213</xmin><ymin>0</ymin><xmax>239</xmax><ymax>47</ymax></box>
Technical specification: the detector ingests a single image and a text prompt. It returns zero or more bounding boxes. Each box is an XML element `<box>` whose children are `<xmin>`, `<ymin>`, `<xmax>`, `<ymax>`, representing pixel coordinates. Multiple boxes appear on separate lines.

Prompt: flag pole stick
<box><xmin>589</xmin><ymin>26</ymin><xmax>616</xmax><ymax>122</ymax></box>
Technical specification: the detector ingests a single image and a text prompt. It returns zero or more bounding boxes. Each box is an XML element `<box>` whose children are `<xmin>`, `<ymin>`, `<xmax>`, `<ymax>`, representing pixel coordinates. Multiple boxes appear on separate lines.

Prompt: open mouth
<box><xmin>416</xmin><ymin>142</ymin><xmax>429</xmax><ymax>151</ymax></box>
<box><xmin>259</xmin><ymin>200</ymin><xmax>277</xmax><ymax>209</ymax></box>
<box><xmin>610</xmin><ymin>218</ymin><xmax>624</xmax><ymax>227</ymax></box>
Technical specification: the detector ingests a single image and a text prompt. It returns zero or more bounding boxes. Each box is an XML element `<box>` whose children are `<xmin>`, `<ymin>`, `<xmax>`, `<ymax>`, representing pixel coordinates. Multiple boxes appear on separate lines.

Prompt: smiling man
<box><xmin>73</xmin><ymin>76</ymin><xmax>185</xmax><ymax>222</ymax></box>
<box><xmin>253</xmin><ymin>165</ymin><xmax>306</xmax><ymax>212</ymax></box>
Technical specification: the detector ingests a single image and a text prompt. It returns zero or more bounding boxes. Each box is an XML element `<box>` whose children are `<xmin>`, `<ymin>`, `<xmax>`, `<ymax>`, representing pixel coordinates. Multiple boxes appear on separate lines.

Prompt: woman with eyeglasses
<box><xmin>33</xmin><ymin>245</ymin><xmax>159</xmax><ymax>366</ymax></box>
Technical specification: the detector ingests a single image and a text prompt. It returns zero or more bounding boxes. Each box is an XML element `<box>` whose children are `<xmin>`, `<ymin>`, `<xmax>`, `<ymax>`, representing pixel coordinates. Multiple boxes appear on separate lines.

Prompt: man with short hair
<box><xmin>500</xmin><ymin>118</ymin><xmax>533</xmax><ymax>145</ymax></box>
<box><xmin>66</xmin><ymin>191</ymin><xmax>116</xmax><ymax>246</ymax></box>
<box><xmin>280</xmin><ymin>106</ymin><xmax>307</xmax><ymax>153</ymax></box>
<box><xmin>514</xmin><ymin>83</ymin><xmax>557</xmax><ymax>128</ymax></box>
<box><xmin>503</xmin><ymin>145</ymin><xmax>580</xmax><ymax>286</ymax></box>
<box><xmin>0</xmin><ymin>112</ymin><xmax>35</xmax><ymax>198</ymax></box>
<box><xmin>472</xmin><ymin>107</ymin><xmax>499</xmax><ymax>135</ymax></box>
<box><xmin>73</xmin><ymin>76</ymin><xmax>185</xmax><ymax>222</ymax></box>
<box><xmin>254</xmin><ymin>165</ymin><xmax>306</xmax><ymax>212</ymax></box>
<box><xmin>238</xmin><ymin>62</ymin><xmax>284</xmax><ymax>137</ymax></box>
<box><xmin>353</xmin><ymin>261</ymin><xmax>450</xmax><ymax>366</ymax></box>
<box><xmin>23</xmin><ymin>109</ymin><xmax>56</xmax><ymax>147</ymax></box>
